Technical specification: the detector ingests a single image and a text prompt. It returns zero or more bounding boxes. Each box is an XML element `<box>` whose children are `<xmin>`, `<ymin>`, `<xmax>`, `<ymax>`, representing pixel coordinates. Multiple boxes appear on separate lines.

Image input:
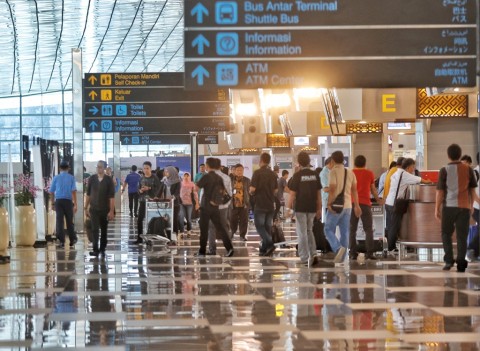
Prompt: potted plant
<box><xmin>13</xmin><ymin>174</ymin><xmax>40</xmax><ymax>246</ymax></box>
<box><xmin>0</xmin><ymin>182</ymin><xmax>10</xmax><ymax>254</ymax></box>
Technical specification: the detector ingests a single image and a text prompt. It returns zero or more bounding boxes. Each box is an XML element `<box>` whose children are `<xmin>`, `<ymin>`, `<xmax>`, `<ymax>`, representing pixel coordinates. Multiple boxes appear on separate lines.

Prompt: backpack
<box><xmin>209</xmin><ymin>173</ymin><xmax>231</xmax><ymax>206</ymax></box>
<box><xmin>147</xmin><ymin>216</ymin><xmax>168</xmax><ymax>237</ymax></box>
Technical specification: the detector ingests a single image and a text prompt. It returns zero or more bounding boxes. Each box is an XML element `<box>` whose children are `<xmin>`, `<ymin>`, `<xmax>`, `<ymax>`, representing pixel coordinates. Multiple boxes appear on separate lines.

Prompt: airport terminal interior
<box><xmin>0</xmin><ymin>0</ymin><xmax>480</xmax><ymax>350</ymax></box>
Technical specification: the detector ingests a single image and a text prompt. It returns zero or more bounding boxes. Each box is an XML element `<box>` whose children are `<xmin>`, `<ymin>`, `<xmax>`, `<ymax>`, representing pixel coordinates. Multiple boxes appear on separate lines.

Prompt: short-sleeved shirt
<box><xmin>437</xmin><ymin>161</ymin><xmax>477</xmax><ymax>209</ymax></box>
<box><xmin>125</xmin><ymin>172</ymin><xmax>141</xmax><ymax>193</ymax></box>
<box><xmin>197</xmin><ymin>171</ymin><xmax>224</xmax><ymax>208</ymax></box>
<box><xmin>87</xmin><ymin>174</ymin><xmax>115</xmax><ymax>211</ymax></box>
<box><xmin>276</xmin><ymin>177</ymin><xmax>287</xmax><ymax>201</ymax></box>
<box><xmin>352</xmin><ymin>168</ymin><xmax>375</xmax><ymax>206</ymax></box>
<box><xmin>474</xmin><ymin>165</ymin><xmax>480</xmax><ymax>210</ymax></box>
<box><xmin>288</xmin><ymin>168</ymin><xmax>321</xmax><ymax>213</ymax></box>
<box><xmin>328</xmin><ymin>165</ymin><xmax>356</xmax><ymax>209</ymax></box>
<box><xmin>320</xmin><ymin>167</ymin><xmax>330</xmax><ymax>206</ymax></box>
<box><xmin>194</xmin><ymin>172</ymin><xmax>206</xmax><ymax>184</ymax></box>
<box><xmin>251</xmin><ymin>166</ymin><xmax>278</xmax><ymax>212</ymax></box>
<box><xmin>50</xmin><ymin>171</ymin><xmax>77</xmax><ymax>200</ymax></box>
<box><xmin>385</xmin><ymin>169</ymin><xmax>421</xmax><ymax>206</ymax></box>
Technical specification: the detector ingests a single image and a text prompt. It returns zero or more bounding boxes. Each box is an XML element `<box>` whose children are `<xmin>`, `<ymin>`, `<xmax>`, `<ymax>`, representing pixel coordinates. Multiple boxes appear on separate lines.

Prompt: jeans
<box><xmin>128</xmin><ymin>192</ymin><xmax>139</xmax><ymax>215</ymax></box>
<box><xmin>208</xmin><ymin>207</ymin><xmax>231</xmax><ymax>252</ymax></box>
<box><xmin>179</xmin><ymin>204</ymin><xmax>193</xmax><ymax>232</ymax></box>
<box><xmin>89</xmin><ymin>208</ymin><xmax>109</xmax><ymax>252</ymax></box>
<box><xmin>199</xmin><ymin>203</ymin><xmax>233</xmax><ymax>254</ymax></box>
<box><xmin>324</xmin><ymin>208</ymin><xmax>352</xmax><ymax>253</ymax></box>
<box><xmin>350</xmin><ymin>204</ymin><xmax>374</xmax><ymax>256</ymax></box>
<box><xmin>442</xmin><ymin>207</ymin><xmax>469</xmax><ymax>270</ymax></box>
<box><xmin>230</xmin><ymin>206</ymin><xmax>249</xmax><ymax>238</ymax></box>
<box><xmin>55</xmin><ymin>199</ymin><xmax>76</xmax><ymax>243</ymax></box>
<box><xmin>385</xmin><ymin>204</ymin><xmax>403</xmax><ymax>251</ymax></box>
<box><xmin>254</xmin><ymin>210</ymin><xmax>275</xmax><ymax>254</ymax></box>
<box><xmin>295</xmin><ymin>212</ymin><xmax>318</xmax><ymax>262</ymax></box>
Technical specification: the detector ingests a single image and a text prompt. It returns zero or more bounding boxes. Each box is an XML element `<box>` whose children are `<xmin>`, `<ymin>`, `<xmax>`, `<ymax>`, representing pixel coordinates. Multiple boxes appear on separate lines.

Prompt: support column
<box><xmin>190</xmin><ymin>132</ymin><xmax>198</xmax><ymax>178</ymax></box>
<box><xmin>72</xmin><ymin>48</ymin><xmax>84</xmax><ymax>232</ymax></box>
<box><xmin>113</xmin><ymin>133</ymin><xmax>121</xmax><ymax>212</ymax></box>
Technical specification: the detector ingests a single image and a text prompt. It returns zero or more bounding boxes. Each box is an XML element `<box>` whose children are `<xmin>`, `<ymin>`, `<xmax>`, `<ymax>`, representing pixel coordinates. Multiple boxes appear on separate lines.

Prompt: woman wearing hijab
<box><xmin>179</xmin><ymin>172</ymin><xmax>199</xmax><ymax>237</ymax></box>
<box><xmin>164</xmin><ymin>166</ymin><xmax>181</xmax><ymax>241</ymax></box>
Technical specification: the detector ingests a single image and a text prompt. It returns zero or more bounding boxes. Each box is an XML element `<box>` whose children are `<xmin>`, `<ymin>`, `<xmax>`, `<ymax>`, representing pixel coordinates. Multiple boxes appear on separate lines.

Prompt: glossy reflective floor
<box><xmin>1</xmin><ymin>207</ymin><xmax>479</xmax><ymax>350</ymax></box>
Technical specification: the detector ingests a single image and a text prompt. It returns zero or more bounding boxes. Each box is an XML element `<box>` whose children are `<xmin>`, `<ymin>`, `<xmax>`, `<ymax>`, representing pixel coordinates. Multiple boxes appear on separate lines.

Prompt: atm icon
<box><xmin>132</xmin><ymin>137</ymin><xmax>140</xmax><ymax>144</ymax></box>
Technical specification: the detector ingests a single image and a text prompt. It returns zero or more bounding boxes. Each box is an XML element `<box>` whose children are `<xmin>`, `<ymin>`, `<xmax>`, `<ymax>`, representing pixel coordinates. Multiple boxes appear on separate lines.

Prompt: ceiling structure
<box><xmin>0</xmin><ymin>0</ymin><xmax>185</xmax><ymax>98</ymax></box>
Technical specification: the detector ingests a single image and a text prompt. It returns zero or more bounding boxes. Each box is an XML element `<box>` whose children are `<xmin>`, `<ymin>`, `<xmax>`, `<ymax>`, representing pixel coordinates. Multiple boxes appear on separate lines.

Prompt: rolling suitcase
<box><xmin>313</xmin><ymin>218</ymin><xmax>332</xmax><ymax>252</ymax></box>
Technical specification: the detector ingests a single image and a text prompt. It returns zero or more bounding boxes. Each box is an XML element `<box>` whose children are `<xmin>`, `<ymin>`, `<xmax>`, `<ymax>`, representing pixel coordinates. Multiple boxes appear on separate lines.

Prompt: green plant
<box><xmin>0</xmin><ymin>182</ymin><xmax>9</xmax><ymax>207</ymax></box>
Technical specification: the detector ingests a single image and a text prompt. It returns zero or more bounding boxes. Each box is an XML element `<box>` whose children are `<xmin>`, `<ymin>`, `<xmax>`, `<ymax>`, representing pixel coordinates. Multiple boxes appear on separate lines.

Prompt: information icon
<box><xmin>101</xmin><ymin>120</ymin><xmax>113</xmax><ymax>132</ymax></box>
<box><xmin>215</xmin><ymin>1</ymin><xmax>237</xmax><ymax>25</ymax></box>
<box><xmin>216</xmin><ymin>33</ymin><xmax>239</xmax><ymax>56</ymax></box>
<box><xmin>216</xmin><ymin>63</ymin><xmax>238</xmax><ymax>86</ymax></box>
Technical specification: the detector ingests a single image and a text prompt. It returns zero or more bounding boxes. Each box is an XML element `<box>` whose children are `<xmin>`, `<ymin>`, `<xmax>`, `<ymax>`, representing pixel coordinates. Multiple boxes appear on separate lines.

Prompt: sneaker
<box><xmin>265</xmin><ymin>246</ymin><xmax>276</xmax><ymax>257</ymax></box>
<box><xmin>194</xmin><ymin>251</ymin><xmax>206</xmax><ymax>257</ymax></box>
<box><xmin>333</xmin><ymin>247</ymin><xmax>346</xmax><ymax>263</ymax></box>
<box><xmin>134</xmin><ymin>213</ymin><xmax>138</xmax><ymax>218</ymax></box>
<box><xmin>443</xmin><ymin>262</ymin><xmax>454</xmax><ymax>271</ymax></box>
<box><xmin>89</xmin><ymin>251</ymin><xmax>99</xmax><ymax>257</ymax></box>
<box><xmin>224</xmin><ymin>249</ymin><xmax>234</xmax><ymax>257</ymax></box>
<box><xmin>69</xmin><ymin>239</ymin><xmax>77</xmax><ymax>248</ymax></box>
<box><xmin>206</xmin><ymin>251</ymin><xmax>217</xmax><ymax>255</ymax></box>
<box><xmin>307</xmin><ymin>255</ymin><xmax>319</xmax><ymax>267</ymax></box>
<box><xmin>240</xmin><ymin>236</ymin><xmax>247</xmax><ymax>242</ymax></box>
<box><xmin>129</xmin><ymin>212</ymin><xmax>133</xmax><ymax>218</ymax></box>
<box><xmin>135</xmin><ymin>237</ymin><xmax>143</xmax><ymax>244</ymax></box>
<box><xmin>350</xmin><ymin>254</ymin><xmax>358</xmax><ymax>261</ymax></box>
<box><xmin>466</xmin><ymin>249</ymin><xmax>476</xmax><ymax>263</ymax></box>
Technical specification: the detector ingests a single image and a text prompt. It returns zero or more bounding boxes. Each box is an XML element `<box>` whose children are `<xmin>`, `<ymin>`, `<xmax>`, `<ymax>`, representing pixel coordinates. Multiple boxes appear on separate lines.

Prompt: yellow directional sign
<box><xmin>100</xmin><ymin>74</ymin><xmax>112</xmax><ymax>86</ymax></box>
<box><xmin>101</xmin><ymin>90</ymin><xmax>112</xmax><ymax>101</ymax></box>
<box><xmin>88</xmin><ymin>75</ymin><xmax>97</xmax><ymax>85</ymax></box>
<box><xmin>88</xmin><ymin>90</ymin><xmax>98</xmax><ymax>101</ymax></box>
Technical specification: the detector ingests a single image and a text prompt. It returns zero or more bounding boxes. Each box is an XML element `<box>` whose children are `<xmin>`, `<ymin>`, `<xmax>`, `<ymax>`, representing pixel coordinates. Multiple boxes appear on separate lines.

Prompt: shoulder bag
<box><xmin>331</xmin><ymin>169</ymin><xmax>347</xmax><ymax>214</ymax></box>
<box><xmin>393</xmin><ymin>172</ymin><xmax>409</xmax><ymax>215</ymax></box>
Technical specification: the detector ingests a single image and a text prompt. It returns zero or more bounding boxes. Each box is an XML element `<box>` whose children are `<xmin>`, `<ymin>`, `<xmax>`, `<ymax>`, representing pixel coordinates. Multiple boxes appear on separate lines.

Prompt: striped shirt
<box><xmin>437</xmin><ymin>161</ymin><xmax>477</xmax><ymax>209</ymax></box>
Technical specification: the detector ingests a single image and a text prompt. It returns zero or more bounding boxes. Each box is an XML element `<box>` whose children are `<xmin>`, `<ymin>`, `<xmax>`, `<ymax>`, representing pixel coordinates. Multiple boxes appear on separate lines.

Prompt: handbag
<box><xmin>393</xmin><ymin>172</ymin><xmax>409</xmax><ymax>215</ymax></box>
<box><xmin>331</xmin><ymin>169</ymin><xmax>347</xmax><ymax>214</ymax></box>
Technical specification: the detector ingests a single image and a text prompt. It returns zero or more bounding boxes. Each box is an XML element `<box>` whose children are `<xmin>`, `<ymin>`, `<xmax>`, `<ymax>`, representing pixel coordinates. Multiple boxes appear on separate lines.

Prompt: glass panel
<box><xmin>0</xmin><ymin>115</ymin><xmax>20</xmax><ymax>128</ymax></box>
<box><xmin>0</xmin><ymin>96</ymin><xmax>20</xmax><ymax>115</ymax></box>
<box><xmin>22</xmin><ymin>116</ymin><xmax>43</xmax><ymax>128</ymax></box>
<box><xmin>0</xmin><ymin>141</ymin><xmax>21</xmax><ymax>162</ymax></box>
<box><xmin>22</xmin><ymin>128</ymin><xmax>44</xmax><ymax>138</ymax></box>
<box><xmin>22</xmin><ymin>92</ymin><xmax>64</xmax><ymax>114</ymax></box>
<box><xmin>0</xmin><ymin>128</ymin><xmax>20</xmax><ymax>140</ymax></box>
<box><xmin>43</xmin><ymin>115</ymin><xmax>64</xmax><ymax>127</ymax></box>
<box><xmin>43</xmin><ymin>128</ymin><xmax>64</xmax><ymax>140</ymax></box>
<box><xmin>64</xmin><ymin>114</ymin><xmax>73</xmax><ymax>127</ymax></box>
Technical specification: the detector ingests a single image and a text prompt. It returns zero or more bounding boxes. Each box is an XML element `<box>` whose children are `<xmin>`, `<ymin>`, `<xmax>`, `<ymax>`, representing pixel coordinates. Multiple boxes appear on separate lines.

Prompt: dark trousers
<box><xmin>385</xmin><ymin>204</ymin><xmax>403</xmax><ymax>251</ymax></box>
<box><xmin>137</xmin><ymin>201</ymin><xmax>146</xmax><ymax>237</ymax></box>
<box><xmin>128</xmin><ymin>192</ymin><xmax>139</xmax><ymax>215</ymax></box>
<box><xmin>90</xmin><ymin>208</ymin><xmax>109</xmax><ymax>252</ymax></box>
<box><xmin>254</xmin><ymin>209</ymin><xmax>275</xmax><ymax>254</ymax></box>
<box><xmin>469</xmin><ymin>209</ymin><xmax>479</xmax><ymax>255</ymax></box>
<box><xmin>230</xmin><ymin>206</ymin><xmax>249</xmax><ymax>239</ymax></box>
<box><xmin>199</xmin><ymin>204</ymin><xmax>233</xmax><ymax>254</ymax></box>
<box><xmin>442</xmin><ymin>207</ymin><xmax>469</xmax><ymax>270</ymax></box>
<box><xmin>55</xmin><ymin>199</ymin><xmax>76</xmax><ymax>243</ymax></box>
<box><xmin>349</xmin><ymin>203</ymin><xmax>374</xmax><ymax>256</ymax></box>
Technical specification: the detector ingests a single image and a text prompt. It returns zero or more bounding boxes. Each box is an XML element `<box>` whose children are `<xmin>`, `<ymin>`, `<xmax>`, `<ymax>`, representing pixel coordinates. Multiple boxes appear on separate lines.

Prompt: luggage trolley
<box><xmin>355</xmin><ymin>202</ymin><xmax>388</xmax><ymax>258</ymax></box>
<box><xmin>142</xmin><ymin>199</ymin><xmax>174</xmax><ymax>247</ymax></box>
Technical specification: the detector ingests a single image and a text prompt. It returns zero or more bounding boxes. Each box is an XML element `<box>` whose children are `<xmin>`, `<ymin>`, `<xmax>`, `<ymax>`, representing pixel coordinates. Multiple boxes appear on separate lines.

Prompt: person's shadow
<box><xmin>86</xmin><ymin>260</ymin><xmax>116</xmax><ymax>345</ymax></box>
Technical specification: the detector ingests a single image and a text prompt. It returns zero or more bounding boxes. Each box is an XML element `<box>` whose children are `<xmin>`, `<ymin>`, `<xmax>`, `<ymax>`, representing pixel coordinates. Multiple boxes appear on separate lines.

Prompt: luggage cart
<box><xmin>141</xmin><ymin>199</ymin><xmax>174</xmax><ymax>247</ymax></box>
<box><xmin>355</xmin><ymin>203</ymin><xmax>388</xmax><ymax>258</ymax></box>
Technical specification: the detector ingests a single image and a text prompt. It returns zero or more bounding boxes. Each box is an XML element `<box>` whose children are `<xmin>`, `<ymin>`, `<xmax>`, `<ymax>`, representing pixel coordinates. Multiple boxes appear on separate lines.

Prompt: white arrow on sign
<box><xmin>191</xmin><ymin>65</ymin><xmax>209</xmax><ymax>86</ymax></box>
<box><xmin>192</xmin><ymin>34</ymin><xmax>210</xmax><ymax>55</ymax></box>
<box><xmin>190</xmin><ymin>3</ymin><xmax>208</xmax><ymax>24</ymax></box>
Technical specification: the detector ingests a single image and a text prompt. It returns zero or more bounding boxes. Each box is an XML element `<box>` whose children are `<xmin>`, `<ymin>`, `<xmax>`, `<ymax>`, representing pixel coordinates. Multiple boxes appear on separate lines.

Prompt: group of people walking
<box><xmin>48</xmin><ymin>143</ymin><xmax>479</xmax><ymax>270</ymax></box>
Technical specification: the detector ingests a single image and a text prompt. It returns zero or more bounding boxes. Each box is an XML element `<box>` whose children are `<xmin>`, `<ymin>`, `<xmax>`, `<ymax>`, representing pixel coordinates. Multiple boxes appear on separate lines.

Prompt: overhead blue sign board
<box><xmin>184</xmin><ymin>0</ymin><xmax>477</xmax><ymax>89</ymax></box>
<box><xmin>83</xmin><ymin>72</ymin><xmax>230</xmax><ymax>133</ymax></box>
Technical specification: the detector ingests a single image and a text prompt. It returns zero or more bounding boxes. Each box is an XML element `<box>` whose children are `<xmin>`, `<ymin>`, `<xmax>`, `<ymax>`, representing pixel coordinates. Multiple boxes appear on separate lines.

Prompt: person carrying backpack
<box><xmin>195</xmin><ymin>157</ymin><xmax>234</xmax><ymax>258</ymax></box>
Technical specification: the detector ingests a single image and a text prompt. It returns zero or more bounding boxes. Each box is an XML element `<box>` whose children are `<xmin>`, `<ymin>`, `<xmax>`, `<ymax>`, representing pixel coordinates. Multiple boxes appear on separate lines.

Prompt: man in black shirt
<box><xmin>287</xmin><ymin>152</ymin><xmax>322</xmax><ymax>267</ymax></box>
<box><xmin>196</xmin><ymin>157</ymin><xmax>234</xmax><ymax>257</ymax></box>
<box><xmin>250</xmin><ymin>153</ymin><xmax>278</xmax><ymax>256</ymax></box>
<box><xmin>136</xmin><ymin>161</ymin><xmax>161</xmax><ymax>244</ymax></box>
<box><xmin>84</xmin><ymin>160</ymin><xmax>115</xmax><ymax>257</ymax></box>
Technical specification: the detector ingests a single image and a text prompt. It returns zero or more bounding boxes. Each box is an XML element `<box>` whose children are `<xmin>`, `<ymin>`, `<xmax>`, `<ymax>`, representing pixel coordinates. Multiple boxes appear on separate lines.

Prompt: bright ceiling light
<box><xmin>264</xmin><ymin>93</ymin><xmax>291</xmax><ymax>108</ymax></box>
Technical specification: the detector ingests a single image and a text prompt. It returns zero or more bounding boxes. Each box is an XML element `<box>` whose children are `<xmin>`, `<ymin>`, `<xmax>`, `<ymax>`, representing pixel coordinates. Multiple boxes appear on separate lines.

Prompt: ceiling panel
<box><xmin>0</xmin><ymin>0</ymin><xmax>185</xmax><ymax>98</ymax></box>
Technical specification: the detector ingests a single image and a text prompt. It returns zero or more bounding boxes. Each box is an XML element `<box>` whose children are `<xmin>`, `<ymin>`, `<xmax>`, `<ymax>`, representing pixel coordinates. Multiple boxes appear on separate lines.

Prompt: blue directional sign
<box><xmin>83</xmin><ymin>72</ymin><xmax>231</xmax><ymax>133</ymax></box>
<box><xmin>184</xmin><ymin>0</ymin><xmax>477</xmax><ymax>89</ymax></box>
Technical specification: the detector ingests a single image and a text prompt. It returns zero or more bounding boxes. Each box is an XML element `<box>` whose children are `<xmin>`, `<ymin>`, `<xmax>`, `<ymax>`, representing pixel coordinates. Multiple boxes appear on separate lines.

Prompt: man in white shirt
<box><xmin>385</xmin><ymin>158</ymin><xmax>431</xmax><ymax>252</ymax></box>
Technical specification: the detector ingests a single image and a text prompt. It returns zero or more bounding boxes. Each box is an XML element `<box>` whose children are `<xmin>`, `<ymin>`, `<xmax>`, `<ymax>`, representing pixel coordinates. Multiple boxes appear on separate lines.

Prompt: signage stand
<box><xmin>190</xmin><ymin>132</ymin><xmax>199</xmax><ymax>180</ymax></box>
